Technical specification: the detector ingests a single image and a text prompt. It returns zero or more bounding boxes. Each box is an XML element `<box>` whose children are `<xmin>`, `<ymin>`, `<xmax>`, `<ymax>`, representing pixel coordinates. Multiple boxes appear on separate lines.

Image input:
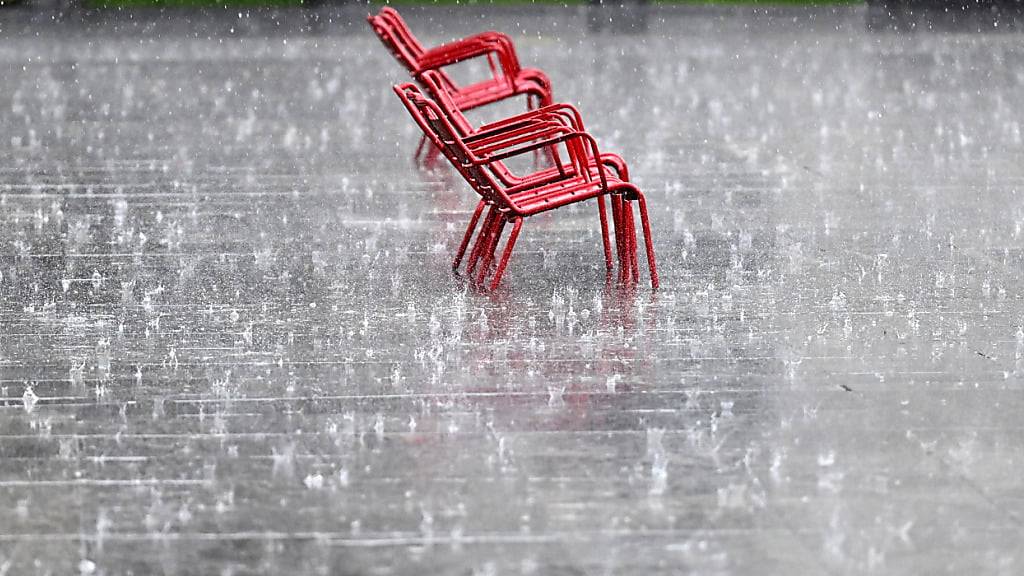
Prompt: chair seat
<box><xmin>502</xmin><ymin>155</ymin><xmax>627</xmax><ymax>193</ymax></box>
<box><xmin>510</xmin><ymin>174</ymin><xmax>636</xmax><ymax>216</ymax></box>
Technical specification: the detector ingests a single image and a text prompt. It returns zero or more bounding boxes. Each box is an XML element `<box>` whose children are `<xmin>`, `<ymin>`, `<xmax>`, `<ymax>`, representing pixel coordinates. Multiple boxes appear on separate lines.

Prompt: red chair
<box><xmin>368</xmin><ymin>7</ymin><xmax>553</xmax><ymax>113</ymax></box>
<box><xmin>394</xmin><ymin>83</ymin><xmax>658</xmax><ymax>291</ymax></box>
<box><xmin>416</xmin><ymin>70</ymin><xmax>637</xmax><ymax>278</ymax></box>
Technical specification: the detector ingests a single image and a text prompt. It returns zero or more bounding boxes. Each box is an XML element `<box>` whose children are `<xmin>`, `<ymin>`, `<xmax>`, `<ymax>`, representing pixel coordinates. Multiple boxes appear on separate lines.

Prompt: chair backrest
<box><xmin>421</xmin><ymin>69</ymin><xmax>556</xmax><ymax>187</ymax></box>
<box><xmin>377</xmin><ymin>8</ymin><xmax>426</xmax><ymax>58</ymax></box>
<box><xmin>367</xmin><ymin>8</ymin><xmax>424</xmax><ymax>74</ymax></box>
<box><xmin>418</xmin><ymin>70</ymin><xmax>475</xmax><ymax>137</ymax></box>
<box><xmin>393</xmin><ymin>83</ymin><xmax>504</xmax><ymax>205</ymax></box>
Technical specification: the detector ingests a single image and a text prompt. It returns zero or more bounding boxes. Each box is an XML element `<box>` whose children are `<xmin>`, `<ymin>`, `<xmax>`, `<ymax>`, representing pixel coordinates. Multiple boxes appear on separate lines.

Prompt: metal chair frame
<box><xmin>394</xmin><ymin>83</ymin><xmax>658</xmax><ymax>290</ymax></box>
<box><xmin>416</xmin><ymin>70</ymin><xmax>641</xmax><ymax>283</ymax></box>
<box><xmin>368</xmin><ymin>7</ymin><xmax>553</xmax><ymax>113</ymax></box>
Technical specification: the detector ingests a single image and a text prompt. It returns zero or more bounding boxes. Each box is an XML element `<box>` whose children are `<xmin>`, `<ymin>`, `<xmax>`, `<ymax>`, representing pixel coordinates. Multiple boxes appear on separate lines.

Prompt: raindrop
<box><xmin>647</xmin><ymin>428</ymin><xmax>668</xmax><ymax>496</ymax></box>
<box><xmin>818</xmin><ymin>450</ymin><xmax>836</xmax><ymax>467</ymax></box>
<box><xmin>22</xmin><ymin>384</ymin><xmax>39</xmax><ymax>414</ymax></box>
<box><xmin>547</xmin><ymin>386</ymin><xmax>565</xmax><ymax>408</ymax></box>
<box><xmin>78</xmin><ymin>559</ymin><xmax>97</xmax><ymax>575</ymax></box>
<box><xmin>303</xmin><ymin>473</ymin><xmax>325</xmax><ymax>490</ymax></box>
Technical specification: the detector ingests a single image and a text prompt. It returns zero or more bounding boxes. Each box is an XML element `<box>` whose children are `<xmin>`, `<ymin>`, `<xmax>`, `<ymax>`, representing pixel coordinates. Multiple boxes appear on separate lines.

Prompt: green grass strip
<box><xmin>378</xmin><ymin>0</ymin><xmax>862</xmax><ymax>5</ymax></box>
<box><xmin>87</xmin><ymin>0</ymin><xmax>862</xmax><ymax>9</ymax></box>
<box><xmin>87</xmin><ymin>0</ymin><xmax>304</xmax><ymax>8</ymax></box>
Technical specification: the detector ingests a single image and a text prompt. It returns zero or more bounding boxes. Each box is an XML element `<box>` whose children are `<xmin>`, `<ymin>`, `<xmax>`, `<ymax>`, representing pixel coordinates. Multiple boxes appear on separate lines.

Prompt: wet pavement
<box><xmin>2</xmin><ymin>5</ymin><xmax>1024</xmax><ymax>575</ymax></box>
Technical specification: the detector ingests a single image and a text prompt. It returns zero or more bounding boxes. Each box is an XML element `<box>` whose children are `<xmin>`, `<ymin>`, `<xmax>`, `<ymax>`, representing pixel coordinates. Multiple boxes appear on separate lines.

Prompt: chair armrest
<box><xmin>465</xmin><ymin>118</ymin><xmax>567</xmax><ymax>147</ymax></box>
<box><xmin>438</xmin><ymin>32</ymin><xmax>523</xmax><ymax>74</ymax></box>
<box><xmin>478</xmin><ymin>103</ymin><xmax>584</xmax><ymax>133</ymax></box>
<box><xmin>415</xmin><ymin>35</ymin><xmax>520</xmax><ymax>79</ymax></box>
<box><xmin>472</xmin><ymin>131</ymin><xmax>609</xmax><ymax>191</ymax></box>
<box><xmin>471</xmin><ymin>124</ymin><xmax>575</xmax><ymax>158</ymax></box>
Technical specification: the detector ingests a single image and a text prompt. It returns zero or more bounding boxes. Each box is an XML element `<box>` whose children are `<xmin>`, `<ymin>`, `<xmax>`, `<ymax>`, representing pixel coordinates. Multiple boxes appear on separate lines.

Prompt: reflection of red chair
<box><xmin>394</xmin><ymin>83</ymin><xmax>658</xmax><ymax>291</ymax></box>
<box><xmin>367</xmin><ymin>7</ymin><xmax>553</xmax><ymax>113</ymax></box>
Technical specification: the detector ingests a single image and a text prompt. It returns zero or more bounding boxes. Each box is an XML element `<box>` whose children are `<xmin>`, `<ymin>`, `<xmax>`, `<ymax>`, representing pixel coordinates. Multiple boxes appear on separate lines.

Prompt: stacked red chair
<box><xmin>367</xmin><ymin>7</ymin><xmax>552</xmax><ymax>112</ymax></box>
<box><xmin>369</xmin><ymin>8</ymin><xmax>657</xmax><ymax>290</ymax></box>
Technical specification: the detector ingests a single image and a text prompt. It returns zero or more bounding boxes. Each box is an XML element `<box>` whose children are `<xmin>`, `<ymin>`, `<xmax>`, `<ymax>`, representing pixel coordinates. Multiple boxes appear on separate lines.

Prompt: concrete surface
<box><xmin>1</xmin><ymin>6</ymin><xmax>1024</xmax><ymax>575</ymax></box>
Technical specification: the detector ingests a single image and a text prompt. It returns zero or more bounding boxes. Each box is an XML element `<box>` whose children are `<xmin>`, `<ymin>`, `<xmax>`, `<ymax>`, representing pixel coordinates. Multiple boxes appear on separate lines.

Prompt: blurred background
<box><xmin>2</xmin><ymin>0</ymin><xmax>1023</xmax><ymax>32</ymax></box>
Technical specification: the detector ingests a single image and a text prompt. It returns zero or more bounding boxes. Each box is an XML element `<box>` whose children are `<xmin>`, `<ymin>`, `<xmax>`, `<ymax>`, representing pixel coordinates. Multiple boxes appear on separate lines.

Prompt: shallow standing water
<box><xmin>2</xmin><ymin>6</ymin><xmax>1024</xmax><ymax>575</ymax></box>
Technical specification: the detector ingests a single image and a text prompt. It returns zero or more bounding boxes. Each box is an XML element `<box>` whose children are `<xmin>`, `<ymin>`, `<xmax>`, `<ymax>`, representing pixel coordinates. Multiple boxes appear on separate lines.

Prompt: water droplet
<box><xmin>303</xmin><ymin>473</ymin><xmax>325</xmax><ymax>490</ymax></box>
<box><xmin>22</xmin><ymin>385</ymin><xmax>38</xmax><ymax>414</ymax></box>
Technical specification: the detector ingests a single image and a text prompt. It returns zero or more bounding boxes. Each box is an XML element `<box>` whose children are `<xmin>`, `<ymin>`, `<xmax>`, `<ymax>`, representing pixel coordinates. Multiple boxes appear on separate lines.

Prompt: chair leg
<box><xmin>636</xmin><ymin>193</ymin><xmax>659</xmax><ymax>290</ymax></box>
<box><xmin>477</xmin><ymin>215</ymin><xmax>507</xmax><ymax>286</ymax></box>
<box><xmin>626</xmin><ymin>202</ymin><xmax>640</xmax><ymax>283</ymax></box>
<box><xmin>598</xmin><ymin>196</ymin><xmax>613</xmax><ymax>272</ymax></box>
<box><xmin>465</xmin><ymin>210</ymin><xmax>490</xmax><ymax>275</ymax></box>
<box><xmin>618</xmin><ymin>197</ymin><xmax>634</xmax><ymax>285</ymax></box>
<box><xmin>454</xmin><ymin>200</ymin><xmax>486</xmax><ymax>272</ymax></box>
<box><xmin>490</xmin><ymin>217</ymin><xmax>524</xmax><ymax>290</ymax></box>
<box><xmin>611</xmin><ymin>194</ymin><xmax>621</xmax><ymax>263</ymax></box>
<box><xmin>612</xmin><ymin>195</ymin><xmax>628</xmax><ymax>282</ymax></box>
<box><xmin>467</xmin><ymin>207</ymin><xmax>499</xmax><ymax>276</ymax></box>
